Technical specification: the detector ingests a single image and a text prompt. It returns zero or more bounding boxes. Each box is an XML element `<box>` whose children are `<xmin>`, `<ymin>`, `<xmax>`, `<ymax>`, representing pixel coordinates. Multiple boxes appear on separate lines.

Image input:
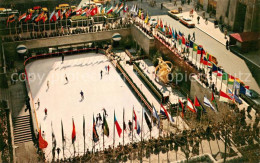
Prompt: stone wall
<box><xmin>130</xmin><ymin>25</ymin><xmax>155</xmax><ymax>55</ymax></box>
<box><xmin>154</xmin><ymin>38</ymin><xmax>198</xmax><ymax>76</ymax></box>
<box><xmin>216</xmin><ymin>0</ymin><xmax>259</xmax><ymax>32</ymax></box>
<box><xmin>4</xmin><ymin>28</ymin><xmax>131</xmax><ymax>50</ymax></box>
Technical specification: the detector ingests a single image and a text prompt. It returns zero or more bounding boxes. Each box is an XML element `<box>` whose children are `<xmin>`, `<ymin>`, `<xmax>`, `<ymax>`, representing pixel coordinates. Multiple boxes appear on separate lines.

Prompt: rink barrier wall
<box><xmin>23</xmin><ymin>47</ymin><xmax>106</xmax><ymax>138</ymax></box>
<box><xmin>115</xmin><ymin>61</ymin><xmax>153</xmax><ymax>113</ymax></box>
<box><xmin>133</xmin><ymin>62</ymin><xmax>164</xmax><ymax>103</ymax></box>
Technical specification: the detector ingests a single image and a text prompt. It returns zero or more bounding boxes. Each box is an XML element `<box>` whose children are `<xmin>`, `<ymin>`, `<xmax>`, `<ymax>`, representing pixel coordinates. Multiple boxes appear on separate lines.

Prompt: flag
<box><xmin>114</xmin><ymin>111</ymin><xmax>122</xmax><ymax>137</ymax></box>
<box><xmin>106</xmin><ymin>6</ymin><xmax>113</xmax><ymax>14</ymax></box>
<box><xmin>65</xmin><ymin>9</ymin><xmax>72</xmax><ymax>18</ymax></box>
<box><xmin>211</xmin><ymin>92</ymin><xmax>218</xmax><ymax>111</ymax></box>
<box><xmin>203</xmin><ymin>96</ymin><xmax>217</xmax><ymax>112</ymax></box>
<box><xmin>90</xmin><ymin>7</ymin><xmax>98</xmax><ymax>16</ymax></box>
<box><xmin>228</xmin><ymin>75</ymin><xmax>235</xmax><ymax>84</ymax></box>
<box><xmin>197</xmin><ymin>45</ymin><xmax>203</xmax><ymax>54</ymax></box>
<box><xmin>42</xmin><ymin>13</ymin><xmax>48</xmax><ymax>23</ymax></box>
<box><xmin>234</xmin><ymin>94</ymin><xmax>242</xmax><ymax>104</ymax></box>
<box><xmin>93</xmin><ymin>115</ymin><xmax>99</xmax><ymax>142</ymax></box>
<box><xmin>182</xmin><ymin>36</ymin><xmax>186</xmax><ymax>44</ymax></box>
<box><xmin>117</xmin><ymin>3</ymin><xmax>124</xmax><ymax>13</ymax></box>
<box><xmin>76</xmin><ymin>8</ymin><xmax>82</xmax><ymax>15</ymax></box>
<box><xmin>234</xmin><ymin>80</ymin><xmax>240</xmax><ymax>90</ymax></box>
<box><xmin>72</xmin><ymin>119</ymin><xmax>76</xmax><ymax>144</ymax></box>
<box><xmin>219</xmin><ymin>90</ymin><xmax>232</xmax><ymax>102</ymax></box>
<box><xmin>39</xmin><ymin>127</ymin><xmax>48</xmax><ymax>149</ymax></box>
<box><xmin>144</xmin><ymin>14</ymin><xmax>149</xmax><ymax>24</ymax></box>
<box><xmin>160</xmin><ymin>104</ymin><xmax>169</xmax><ymax>120</ymax></box>
<box><xmin>49</xmin><ymin>11</ymin><xmax>55</xmax><ymax>22</ymax></box>
<box><xmin>194</xmin><ymin>96</ymin><xmax>206</xmax><ymax>113</ymax></box>
<box><xmin>51</xmin><ymin>122</ymin><xmax>56</xmax><ymax>149</ymax></box>
<box><xmin>7</xmin><ymin>14</ymin><xmax>15</xmax><ymax>24</ymax></box>
<box><xmin>32</xmin><ymin>13</ymin><xmax>38</xmax><ymax>21</ymax></box>
<box><xmin>144</xmin><ymin>109</ymin><xmax>152</xmax><ymax>131</ymax></box>
<box><xmin>152</xmin><ymin>105</ymin><xmax>159</xmax><ymax>121</ymax></box>
<box><xmin>172</xmin><ymin>28</ymin><xmax>175</xmax><ymax>39</ymax></box>
<box><xmin>133</xmin><ymin>108</ymin><xmax>141</xmax><ymax>134</ymax></box>
<box><xmin>179</xmin><ymin>99</ymin><xmax>185</xmax><ymax>118</ymax></box>
<box><xmin>187</xmin><ymin>98</ymin><xmax>197</xmax><ymax>113</ymax></box>
<box><xmin>222</xmin><ymin>72</ymin><xmax>228</xmax><ymax>80</ymax></box>
<box><xmin>123</xmin><ymin>4</ymin><xmax>128</xmax><ymax>12</ymax></box>
<box><xmin>189</xmin><ymin>40</ymin><xmax>194</xmax><ymax>48</ymax></box>
<box><xmin>113</xmin><ymin>3</ymin><xmax>119</xmax><ymax>12</ymax></box>
<box><xmin>83</xmin><ymin>116</ymin><xmax>85</xmax><ymax>139</ymax></box>
<box><xmin>18</xmin><ymin>13</ymin><xmax>26</xmax><ymax>22</ymax></box>
<box><xmin>103</xmin><ymin>112</ymin><xmax>109</xmax><ymax>137</ymax></box>
<box><xmin>61</xmin><ymin>120</ymin><xmax>65</xmax><ymax>142</ymax></box>
<box><xmin>81</xmin><ymin>8</ymin><xmax>88</xmax><ymax>16</ymax></box>
<box><xmin>24</xmin><ymin>13</ymin><xmax>32</xmax><ymax>22</ymax></box>
<box><xmin>193</xmin><ymin>43</ymin><xmax>198</xmax><ymax>51</ymax></box>
<box><xmin>35</xmin><ymin>12</ymin><xmax>44</xmax><ymax>22</ymax></box>
<box><xmin>228</xmin><ymin>89</ymin><xmax>234</xmax><ymax>100</ymax></box>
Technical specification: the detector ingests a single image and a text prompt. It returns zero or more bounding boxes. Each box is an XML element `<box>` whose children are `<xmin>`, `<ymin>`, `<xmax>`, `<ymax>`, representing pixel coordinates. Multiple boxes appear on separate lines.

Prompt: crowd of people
<box><xmin>2</xmin><ymin>17</ymin><xmax>131</xmax><ymax>42</ymax></box>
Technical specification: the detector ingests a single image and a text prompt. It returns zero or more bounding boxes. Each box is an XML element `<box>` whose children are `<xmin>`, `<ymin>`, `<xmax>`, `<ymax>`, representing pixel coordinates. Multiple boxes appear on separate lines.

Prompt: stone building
<box><xmin>196</xmin><ymin>0</ymin><xmax>259</xmax><ymax>33</ymax></box>
<box><xmin>216</xmin><ymin>0</ymin><xmax>259</xmax><ymax>32</ymax></box>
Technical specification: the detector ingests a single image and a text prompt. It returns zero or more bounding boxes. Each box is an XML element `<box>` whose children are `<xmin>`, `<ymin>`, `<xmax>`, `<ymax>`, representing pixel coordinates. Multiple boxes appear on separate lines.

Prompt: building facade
<box><xmin>216</xmin><ymin>0</ymin><xmax>259</xmax><ymax>32</ymax></box>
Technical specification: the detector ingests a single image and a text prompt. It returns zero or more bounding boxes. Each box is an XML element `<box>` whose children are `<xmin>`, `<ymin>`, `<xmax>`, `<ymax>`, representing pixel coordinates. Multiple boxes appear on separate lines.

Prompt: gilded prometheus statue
<box><xmin>155</xmin><ymin>57</ymin><xmax>173</xmax><ymax>84</ymax></box>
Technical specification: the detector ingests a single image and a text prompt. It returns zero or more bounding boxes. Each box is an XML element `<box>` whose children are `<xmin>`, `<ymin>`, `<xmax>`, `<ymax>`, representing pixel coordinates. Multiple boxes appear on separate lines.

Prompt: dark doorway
<box><xmin>234</xmin><ymin>2</ymin><xmax>247</xmax><ymax>32</ymax></box>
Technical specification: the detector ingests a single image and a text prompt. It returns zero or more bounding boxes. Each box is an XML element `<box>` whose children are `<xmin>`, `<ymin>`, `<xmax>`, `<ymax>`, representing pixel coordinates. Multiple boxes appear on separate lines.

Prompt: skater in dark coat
<box><xmin>80</xmin><ymin>90</ymin><xmax>84</xmax><ymax>100</ymax></box>
<box><xmin>61</xmin><ymin>54</ymin><xmax>64</xmax><ymax>63</ymax></box>
<box><xmin>100</xmin><ymin>70</ymin><xmax>103</xmax><ymax>79</ymax></box>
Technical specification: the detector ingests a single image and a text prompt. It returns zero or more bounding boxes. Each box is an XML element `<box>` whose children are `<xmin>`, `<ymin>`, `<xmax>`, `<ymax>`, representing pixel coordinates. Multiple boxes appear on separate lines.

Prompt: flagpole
<box><xmin>113</xmin><ymin>110</ymin><xmax>115</xmax><ymax>150</ymax></box>
<box><xmin>141</xmin><ymin>106</ymin><xmax>144</xmax><ymax>162</ymax></box>
<box><xmin>83</xmin><ymin>115</ymin><xmax>85</xmax><ymax>156</ymax></box>
<box><xmin>150</xmin><ymin>106</ymin><xmax>152</xmax><ymax>139</ymax></box>
<box><xmin>220</xmin><ymin>74</ymin><xmax>223</xmax><ymax>92</ymax></box>
<box><xmin>176</xmin><ymin>100</ymin><xmax>179</xmax><ymax>130</ymax></box>
<box><xmin>21</xmin><ymin>21</ymin><xmax>23</xmax><ymax>33</ymax></box>
<box><xmin>27</xmin><ymin>21</ymin><xmax>29</xmax><ymax>32</ymax></box>
<box><xmin>61</xmin><ymin>120</ymin><xmax>65</xmax><ymax>159</ymax></box>
<box><xmin>123</xmin><ymin>108</ymin><xmax>125</xmax><ymax>147</ymax></box>
<box><xmin>215</xmin><ymin>74</ymin><xmax>218</xmax><ymax>92</ymax></box>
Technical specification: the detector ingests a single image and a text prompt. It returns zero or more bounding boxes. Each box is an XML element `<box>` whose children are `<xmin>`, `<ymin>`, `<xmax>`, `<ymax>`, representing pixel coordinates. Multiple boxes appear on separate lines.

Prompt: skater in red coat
<box><xmin>107</xmin><ymin>65</ymin><xmax>110</xmax><ymax>74</ymax></box>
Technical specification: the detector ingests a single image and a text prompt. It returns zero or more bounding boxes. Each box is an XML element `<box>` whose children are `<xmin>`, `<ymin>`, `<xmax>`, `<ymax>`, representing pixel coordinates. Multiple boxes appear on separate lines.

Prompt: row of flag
<box><xmin>154</xmin><ymin>18</ymin><xmax>252</xmax><ymax>100</ymax></box>
<box><xmin>39</xmin><ymin>91</ymin><xmax>225</xmax><ymax>150</ymax></box>
<box><xmin>7</xmin><ymin>3</ymin><xmax>129</xmax><ymax>25</ymax></box>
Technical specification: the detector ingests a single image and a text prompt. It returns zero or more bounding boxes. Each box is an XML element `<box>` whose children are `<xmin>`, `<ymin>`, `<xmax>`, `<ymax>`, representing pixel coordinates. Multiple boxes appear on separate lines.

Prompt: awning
<box><xmin>230</xmin><ymin>32</ymin><xmax>260</xmax><ymax>43</ymax></box>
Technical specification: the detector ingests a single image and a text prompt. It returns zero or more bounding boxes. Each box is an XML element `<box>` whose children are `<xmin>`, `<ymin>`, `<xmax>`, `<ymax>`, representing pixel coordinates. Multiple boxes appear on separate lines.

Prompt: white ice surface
<box><xmin>26</xmin><ymin>53</ymin><xmax>160</xmax><ymax>161</ymax></box>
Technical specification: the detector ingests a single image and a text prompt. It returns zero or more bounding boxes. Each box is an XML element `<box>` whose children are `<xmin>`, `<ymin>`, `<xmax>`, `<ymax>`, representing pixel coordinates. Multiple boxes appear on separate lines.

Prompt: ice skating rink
<box><xmin>25</xmin><ymin>53</ymin><xmax>159</xmax><ymax>161</ymax></box>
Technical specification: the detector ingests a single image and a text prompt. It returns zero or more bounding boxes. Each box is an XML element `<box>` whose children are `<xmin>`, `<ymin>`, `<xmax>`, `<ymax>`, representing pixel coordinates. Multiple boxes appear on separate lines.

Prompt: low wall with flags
<box><xmin>131</xmin><ymin>25</ymin><xmax>155</xmax><ymax>55</ymax></box>
<box><xmin>190</xmin><ymin>76</ymin><xmax>235</xmax><ymax>113</ymax></box>
<box><xmin>3</xmin><ymin>28</ymin><xmax>131</xmax><ymax>50</ymax></box>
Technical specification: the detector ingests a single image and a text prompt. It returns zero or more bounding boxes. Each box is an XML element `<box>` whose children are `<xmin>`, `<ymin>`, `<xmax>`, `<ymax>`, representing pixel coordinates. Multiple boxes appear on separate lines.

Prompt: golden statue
<box><xmin>155</xmin><ymin>57</ymin><xmax>173</xmax><ymax>84</ymax></box>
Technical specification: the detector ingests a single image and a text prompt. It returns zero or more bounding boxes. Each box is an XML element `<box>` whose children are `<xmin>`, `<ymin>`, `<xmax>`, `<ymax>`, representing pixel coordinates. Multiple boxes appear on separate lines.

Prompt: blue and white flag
<box><xmin>203</xmin><ymin>96</ymin><xmax>217</xmax><ymax>112</ymax></box>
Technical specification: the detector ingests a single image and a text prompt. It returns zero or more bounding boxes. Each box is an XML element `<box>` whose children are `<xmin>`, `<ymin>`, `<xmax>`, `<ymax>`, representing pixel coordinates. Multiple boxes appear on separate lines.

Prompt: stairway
<box><xmin>13</xmin><ymin>115</ymin><xmax>33</xmax><ymax>144</ymax></box>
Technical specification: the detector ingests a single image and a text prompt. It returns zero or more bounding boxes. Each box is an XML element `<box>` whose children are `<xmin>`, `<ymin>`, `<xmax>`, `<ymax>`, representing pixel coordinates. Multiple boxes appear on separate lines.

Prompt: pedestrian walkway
<box><xmin>162</xmin><ymin>1</ymin><xmax>227</xmax><ymax>45</ymax></box>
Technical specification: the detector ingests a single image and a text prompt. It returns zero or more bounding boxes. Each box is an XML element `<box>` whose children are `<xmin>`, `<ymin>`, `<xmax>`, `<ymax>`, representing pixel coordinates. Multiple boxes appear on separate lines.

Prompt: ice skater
<box><xmin>107</xmin><ymin>65</ymin><xmax>110</xmax><ymax>74</ymax></box>
<box><xmin>61</xmin><ymin>53</ymin><xmax>64</xmax><ymax>63</ymax></box>
<box><xmin>80</xmin><ymin>90</ymin><xmax>84</xmax><ymax>101</ymax></box>
<box><xmin>65</xmin><ymin>74</ymin><xmax>68</xmax><ymax>84</ymax></box>
<box><xmin>44</xmin><ymin>108</ymin><xmax>47</xmax><ymax>116</ymax></box>
<box><xmin>105</xmin><ymin>65</ymin><xmax>108</xmax><ymax>72</ymax></box>
<box><xmin>35</xmin><ymin>98</ymin><xmax>40</xmax><ymax>109</ymax></box>
<box><xmin>100</xmin><ymin>70</ymin><xmax>103</xmax><ymax>79</ymax></box>
<box><xmin>47</xmin><ymin>80</ymin><xmax>49</xmax><ymax>90</ymax></box>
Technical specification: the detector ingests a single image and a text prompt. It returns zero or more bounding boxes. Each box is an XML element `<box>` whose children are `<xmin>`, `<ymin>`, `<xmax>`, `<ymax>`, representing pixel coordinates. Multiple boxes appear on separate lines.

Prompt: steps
<box><xmin>13</xmin><ymin>115</ymin><xmax>33</xmax><ymax>144</ymax></box>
